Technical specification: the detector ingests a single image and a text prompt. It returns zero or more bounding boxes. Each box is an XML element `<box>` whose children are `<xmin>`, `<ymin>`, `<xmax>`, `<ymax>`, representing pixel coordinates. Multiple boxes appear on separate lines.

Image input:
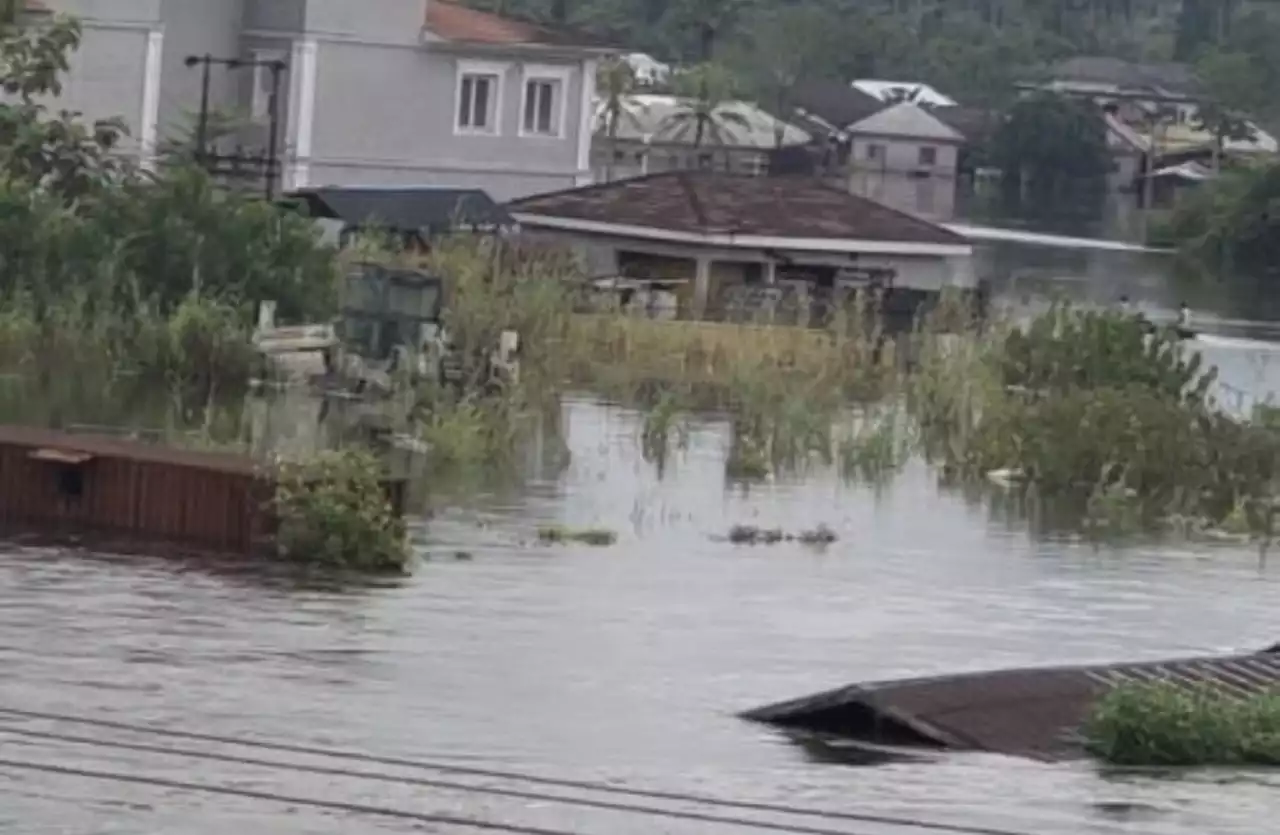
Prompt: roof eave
<box><xmin>510</xmin><ymin>212</ymin><xmax>973</xmax><ymax>258</ymax></box>
<box><xmin>421</xmin><ymin>29</ymin><xmax>618</xmax><ymax>57</ymax></box>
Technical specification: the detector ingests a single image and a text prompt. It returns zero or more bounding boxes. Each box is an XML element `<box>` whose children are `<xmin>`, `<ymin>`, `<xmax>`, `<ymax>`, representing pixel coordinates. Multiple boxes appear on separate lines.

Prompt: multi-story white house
<box><xmin>32</xmin><ymin>0</ymin><xmax>611</xmax><ymax>200</ymax></box>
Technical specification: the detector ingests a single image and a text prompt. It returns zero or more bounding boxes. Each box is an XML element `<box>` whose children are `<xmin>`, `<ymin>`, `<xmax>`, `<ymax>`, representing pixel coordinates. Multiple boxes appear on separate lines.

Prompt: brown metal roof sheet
<box><xmin>508</xmin><ymin>172</ymin><xmax>967</xmax><ymax>246</ymax></box>
<box><xmin>742</xmin><ymin>648</ymin><xmax>1280</xmax><ymax>761</ymax></box>
<box><xmin>425</xmin><ymin>0</ymin><xmax>608</xmax><ymax>48</ymax></box>
<box><xmin>0</xmin><ymin>425</ymin><xmax>261</xmax><ymax>477</ymax></box>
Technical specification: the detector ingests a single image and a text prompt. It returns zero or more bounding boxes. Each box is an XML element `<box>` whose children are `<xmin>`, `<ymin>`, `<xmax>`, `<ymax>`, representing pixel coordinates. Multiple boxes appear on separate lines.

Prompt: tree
<box><xmin>726</xmin><ymin>4</ymin><xmax>845</xmax><ymax>147</ymax></box>
<box><xmin>0</xmin><ymin>15</ymin><xmax>127</xmax><ymax>200</ymax></box>
<box><xmin>989</xmin><ymin>93</ymin><xmax>1113</xmax><ymax>227</ymax></box>
<box><xmin>594</xmin><ymin>57</ymin><xmax>645</xmax><ymax>182</ymax></box>
<box><xmin>661</xmin><ymin>62</ymin><xmax>748</xmax><ymax>154</ymax></box>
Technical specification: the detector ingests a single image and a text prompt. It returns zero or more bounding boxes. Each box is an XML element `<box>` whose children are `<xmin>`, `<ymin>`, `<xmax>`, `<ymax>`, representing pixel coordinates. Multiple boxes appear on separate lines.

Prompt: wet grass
<box><xmin>1085</xmin><ymin>682</ymin><xmax>1280</xmax><ymax>766</ymax></box>
<box><xmin>536</xmin><ymin>525</ymin><xmax>618</xmax><ymax>546</ymax></box>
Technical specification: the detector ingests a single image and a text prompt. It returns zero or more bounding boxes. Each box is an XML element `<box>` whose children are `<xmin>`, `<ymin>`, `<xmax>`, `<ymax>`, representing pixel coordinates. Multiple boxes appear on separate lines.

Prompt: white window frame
<box><xmin>918</xmin><ymin>145</ymin><xmax>938</xmax><ymax>167</ymax></box>
<box><xmin>455</xmin><ymin>60</ymin><xmax>506</xmax><ymax>136</ymax></box>
<box><xmin>250</xmin><ymin>49</ymin><xmax>288</xmax><ymax>124</ymax></box>
<box><xmin>518</xmin><ymin>63</ymin><xmax>571</xmax><ymax>139</ymax></box>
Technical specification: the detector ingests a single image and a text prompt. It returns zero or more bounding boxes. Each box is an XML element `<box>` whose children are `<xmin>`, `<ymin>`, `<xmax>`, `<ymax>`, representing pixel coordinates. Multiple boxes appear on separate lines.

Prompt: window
<box><xmin>458</xmin><ymin>74</ymin><xmax>497</xmax><ymax>131</ymax></box>
<box><xmin>519</xmin><ymin>65</ymin><xmax>571</xmax><ymax>138</ymax></box>
<box><xmin>250</xmin><ymin>50</ymin><xmax>287</xmax><ymax>123</ymax></box>
<box><xmin>865</xmin><ymin>143</ymin><xmax>884</xmax><ymax>161</ymax></box>
<box><xmin>455</xmin><ymin>61</ymin><xmax>505</xmax><ymax>134</ymax></box>
<box><xmin>918</xmin><ymin>146</ymin><xmax>938</xmax><ymax>166</ymax></box>
<box><xmin>746</xmin><ymin>154</ymin><xmax>768</xmax><ymax>176</ymax></box>
<box><xmin>522</xmin><ymin>78</ymin><xmax>561</xmax><ymax>135</ymax></box>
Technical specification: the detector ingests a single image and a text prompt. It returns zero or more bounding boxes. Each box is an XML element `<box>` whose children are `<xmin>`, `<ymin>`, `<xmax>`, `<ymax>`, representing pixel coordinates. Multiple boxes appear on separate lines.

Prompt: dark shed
<box><xmin>289</xmin><ymin>186</ymin><xmax>514</xmax><ymax>237</ymax></box>
<box><xmin>0</xmin><ymin>426</ymin><xmax>406</xmax><ymax>558</ymax></box>
<box><xmin>0</xmin><ymin>426</ymin><xmax>270</xmax><ymax>556</ymax></box>
<box><xmin>742</xmin><ymin>646</ymin><xmax>1280</xmax><ymax>761</ymax></box>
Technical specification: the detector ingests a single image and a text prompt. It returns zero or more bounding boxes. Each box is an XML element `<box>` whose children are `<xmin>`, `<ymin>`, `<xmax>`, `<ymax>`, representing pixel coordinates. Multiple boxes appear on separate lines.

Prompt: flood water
<box><xmin>3</xmin><ymin>303</ymin><xmax>1280</xmax><ymax>834</ymax></box>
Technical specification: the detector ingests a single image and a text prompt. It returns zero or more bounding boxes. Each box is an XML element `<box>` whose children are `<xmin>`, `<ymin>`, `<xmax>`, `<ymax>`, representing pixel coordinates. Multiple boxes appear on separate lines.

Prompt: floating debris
<box><xmin>536</xmin><ymin>525</ymin><xmax>617</xmax><ymax>546</ymax></box>
<box><xmin>727</xmin><ymin>524</ymin><xmax>837</xmax><ymax>546</ymax></box>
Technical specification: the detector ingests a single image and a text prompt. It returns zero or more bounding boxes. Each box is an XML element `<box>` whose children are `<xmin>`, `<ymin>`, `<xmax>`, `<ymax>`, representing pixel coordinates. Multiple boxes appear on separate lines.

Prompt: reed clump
<box><xmin>274</xmin><ymin>448</ymin><xmax>410</xmax><ymax>573</ymax></box>
<box><xmin>1084</xmin><ymin>682</ymin><xmax>1280</xmax><ymax>766</ymax></box>
<box><xmin>911</xmin><ymin>303</ymin><xmax>1280</xmax><ymax>537</ymax></box>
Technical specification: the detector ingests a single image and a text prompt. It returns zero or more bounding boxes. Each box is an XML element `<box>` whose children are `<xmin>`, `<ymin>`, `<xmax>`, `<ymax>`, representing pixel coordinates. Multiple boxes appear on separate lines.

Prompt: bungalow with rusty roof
<box><xmin>33</xmin><ymin>0</ymin><xmax>613</xmax><ymax>201</ymax></box>
<box><xmin>507</xmin><ymin>171</ymin><xmax>974</xmax><ymax>318</ymax></box>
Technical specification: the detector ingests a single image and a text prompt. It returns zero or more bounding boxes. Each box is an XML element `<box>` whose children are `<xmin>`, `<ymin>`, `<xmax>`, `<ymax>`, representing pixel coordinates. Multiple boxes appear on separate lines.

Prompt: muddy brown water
<box><xmin>2</xmin><ymin>335</ymin><xmax>1280</xmax><ymax>834</ymax></box>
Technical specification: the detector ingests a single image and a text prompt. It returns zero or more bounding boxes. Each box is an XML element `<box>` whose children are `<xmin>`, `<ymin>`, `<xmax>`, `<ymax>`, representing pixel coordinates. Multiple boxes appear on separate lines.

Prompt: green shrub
<box><xmin>1085</xmin><ymin>682</ymin><xmax>1280</xmax><ymax>766</ymax></box>
<box><xmin>274</xmin><ymin>449</ymin><xmax>409</xmax><ymax>573</ymax></box>
<box><xmin>999</xmin><ymin>304</ymin><xmax>1214</xmax><ymax>405</ymax></box>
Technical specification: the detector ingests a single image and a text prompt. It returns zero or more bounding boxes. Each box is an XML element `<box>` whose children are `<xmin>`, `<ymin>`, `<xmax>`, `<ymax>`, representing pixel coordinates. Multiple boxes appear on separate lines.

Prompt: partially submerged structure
<box><xmin>508</xmin><ymin>171</ymin><xmax>974</xmax><ymax>319</ymax></box>
<box><xmin>742</xmin><ymin>646</ymin><xmax>1280</xmax><ymax>762</ymax></box>
<box><xmin>0</xmin><ymin>425</ymin><xmax>406</xmax><ymax>559</ymax></box>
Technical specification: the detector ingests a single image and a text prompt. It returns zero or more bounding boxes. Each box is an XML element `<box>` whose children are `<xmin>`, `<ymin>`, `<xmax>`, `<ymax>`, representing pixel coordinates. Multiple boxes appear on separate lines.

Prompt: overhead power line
<box><xmin>0</xmin><ymin>725</ymin><xmax>869</xmax><ymax>835</ymax></box>
<box><xmin>0</xmin><ymin>756</ymin><xmax>581</xmax><ymax>835</ymax></box>
<box><xmin>0</xmin><ymin>705</ymin><xmax>1032</xmax><ymax>835</ymax></box>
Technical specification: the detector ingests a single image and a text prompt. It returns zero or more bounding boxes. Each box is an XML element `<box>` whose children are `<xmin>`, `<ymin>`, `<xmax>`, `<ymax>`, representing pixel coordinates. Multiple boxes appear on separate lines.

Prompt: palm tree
<box><xmin>661</xmin><ymin>63</ymin><xmax>749</xmax><ymax>167</ymax></box>
<box><xmin>595</xmin><ymin>57</ymin><xmax>646</xmax><ymax>182</ymax></box>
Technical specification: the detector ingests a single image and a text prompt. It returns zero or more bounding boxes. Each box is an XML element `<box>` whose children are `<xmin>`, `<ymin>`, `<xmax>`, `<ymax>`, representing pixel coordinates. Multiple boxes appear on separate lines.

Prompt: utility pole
<box><xmin>183</xmin><ymin>53</ymin><xmax>288</xmax><ymax>200</ymax></box>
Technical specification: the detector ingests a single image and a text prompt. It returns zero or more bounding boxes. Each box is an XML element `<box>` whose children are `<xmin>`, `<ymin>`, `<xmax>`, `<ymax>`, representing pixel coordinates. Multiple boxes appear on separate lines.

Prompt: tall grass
<box><xmin>1085</xmin><ymin>682</ymin><xmax>1280</xmax><ymax>766</ymax></box>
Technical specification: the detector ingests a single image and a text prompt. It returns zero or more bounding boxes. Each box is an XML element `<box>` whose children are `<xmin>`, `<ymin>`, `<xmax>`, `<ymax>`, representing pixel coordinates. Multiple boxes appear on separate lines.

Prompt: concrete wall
<box><xmin>156</xmin><ymin>0</ymin><xmax>245</xmax><ymax>146</ymax></box>
<box><xmin>847</xmin><ymin>135</ymin><xmax>961</xmax><ymax>222</ymax></box>
<box><xmin>42</xmin><ymin>0</ymin><xmax>600</xmax><ymax>198</ymax></box>
<box><xmin>592</xmin><ymin>139</ymin><xmax>769</xmax><ymax>181</ymax></box>
<box><xmin>528</xmin><ymin>228</ymin><xmax>975</xmax><ymax>294</ymax></box>
<box><xmin>304</xmin><ymin>41</ymin><xmax>592</xmax><ymax>198</ymax></box>
<box><xmin>39</xmin><ymin>0</ymin><xmax>161</xmax><ymax>151</ymax></box>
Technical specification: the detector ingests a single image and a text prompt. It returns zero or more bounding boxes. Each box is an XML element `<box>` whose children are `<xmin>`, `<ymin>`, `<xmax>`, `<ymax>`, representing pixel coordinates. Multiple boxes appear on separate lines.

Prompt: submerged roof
<box><xmin>508</xmin><ymin>172</ymin><xmax>969</xmax><ymax>252</ymax></box>
<box><xmin>290</xmin><ymin>186</ymin><xmax>513</xmax><ymax>231</ymax></box>
<box><xmin>597</xmin><ymin>94</ymin><xmax>810</xmax><ymax>149</ymax></box>
<box><xmin>424</xmin><ymin>0</ymin><xmax>610</xmax><ymax>49</ymax></box>
<box><xmin>847</xmin><ymin>102</ymin><xmax>964</xmax><ymax>143</ymax></box>
<box><xmin>0</xmin><ymin>425</ymin><xmax>260</xmax><ymax>476</ymax></box>
<box><xmin>742</xmin><ymin>646</ymin><xmax>1280</xmax><ymax>761</ymax></box>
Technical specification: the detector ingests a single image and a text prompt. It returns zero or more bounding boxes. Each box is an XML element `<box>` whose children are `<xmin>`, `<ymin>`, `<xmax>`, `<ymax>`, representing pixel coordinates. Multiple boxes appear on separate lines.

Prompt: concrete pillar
<box><xmin>692</xmin><ymin>256</ymin><xmax>712</xmax><ymax>318</ymax></box>
<box><xmin>763</xmin><ymin>259</ymin><xmax>777</xmax><ymax>285</ymax></box>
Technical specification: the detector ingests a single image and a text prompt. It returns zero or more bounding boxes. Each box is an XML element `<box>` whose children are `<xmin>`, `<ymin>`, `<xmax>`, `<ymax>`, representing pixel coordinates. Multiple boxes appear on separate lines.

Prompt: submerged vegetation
<box><xmin>9</xmin><ymin>12</ymin><xmax>1280</xmax><ymax>574</ymax></box>
<box><xmin>1085</xmin><ymin>682</ymin><xmax>1280</xmax><ymax>766</ymax></box>
<box><xmin>274</xmin><ymin>450</ymin><xmax>410</xmax><ymax>573</ymax></box>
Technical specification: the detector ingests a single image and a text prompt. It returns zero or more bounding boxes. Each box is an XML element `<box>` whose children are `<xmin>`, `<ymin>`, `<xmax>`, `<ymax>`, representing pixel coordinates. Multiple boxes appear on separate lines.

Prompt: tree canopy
<box><xmin>463</xmin><ymin>0</ymin><xmax>1280</xmax><ymax>123</ymax></box>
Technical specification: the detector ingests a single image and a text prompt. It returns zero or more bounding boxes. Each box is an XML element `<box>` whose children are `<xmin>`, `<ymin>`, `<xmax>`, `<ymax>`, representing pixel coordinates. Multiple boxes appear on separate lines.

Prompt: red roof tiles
<box><xmin>425</xmin><ymin>0</ymin><xmax>607</xmax><ymax>48</ymax></box>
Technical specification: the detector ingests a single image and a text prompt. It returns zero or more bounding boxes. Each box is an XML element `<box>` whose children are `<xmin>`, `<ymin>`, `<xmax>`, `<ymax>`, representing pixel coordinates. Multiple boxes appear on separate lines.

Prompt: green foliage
<box><xmin>664</xmin><ymin>62</ymin><xmax>747</xmax><ymax>148</ymax></box>
<box><xmin>1167</xmin><ymin>161</ymin><xmax>1280</xmax><ymax>282</ymax></box>
<box><xmin>999</xmin><ymin>306</ymin><xmax>1214</xmax><ymax>404</ymax></box>
<box><xmin>917</xmin><ymin>305</ymin><xmax>1280</xmax><ymax>535</ymax></box>
<box><xmin>1085</xmin><ymin>682</ymin><xmax>1280</xmax><ymax>766</ymax></box>
<box><xmin>536</xmin><ymin>525</ymin><xmax>618</xmax><ymax>546</ymax></box>
<box><xmin>0</xmin><ymin>13</ymin><xmax>338</xmax><ymax>416</ymax></box>
<box><xmin>274</xmin><ymin>449</ymin><xmax>410</xmax><ymax>573</ymax></box>
<box><xmin>990</xmin><ymin>93</ymin><xmax>1112</xmax><ymax>214</ymax></box>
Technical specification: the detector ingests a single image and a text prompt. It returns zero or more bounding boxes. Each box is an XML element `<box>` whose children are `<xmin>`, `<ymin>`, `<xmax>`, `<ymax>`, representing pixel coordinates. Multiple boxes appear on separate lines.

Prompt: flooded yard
<box><xmin>2</xmin><ymin>332</ymin><xmax>1280</xmax><ymax>835</ymax></box>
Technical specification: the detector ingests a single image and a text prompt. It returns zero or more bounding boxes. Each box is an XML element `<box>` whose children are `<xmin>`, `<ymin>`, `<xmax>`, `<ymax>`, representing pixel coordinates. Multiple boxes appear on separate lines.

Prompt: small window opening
<box><xmin>56</xmin><ymin>464</ymin><xmax>84</xmax><ymax>499</ymax></box>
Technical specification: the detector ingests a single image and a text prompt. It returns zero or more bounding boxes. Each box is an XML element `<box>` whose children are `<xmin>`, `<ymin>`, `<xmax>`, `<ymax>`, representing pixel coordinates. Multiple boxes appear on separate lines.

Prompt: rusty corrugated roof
<box><xmin>0</xmin><ymin>425</ymin><xmax>260</xmax><ymax>477</ymax></box>
<box><xmin>425</xmin><ymin>0</ymin><xmax>609</xmax><ymax>49</ymax></box>
<box><xmin>508</xmin><ymin>171</ymin><xmax>967</xmax><ymax>246</ymax></box>
<box><xmin>742</xmin><ymin>647</ymin><xmax>1280</xmax><ymax>761</ymax></box>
